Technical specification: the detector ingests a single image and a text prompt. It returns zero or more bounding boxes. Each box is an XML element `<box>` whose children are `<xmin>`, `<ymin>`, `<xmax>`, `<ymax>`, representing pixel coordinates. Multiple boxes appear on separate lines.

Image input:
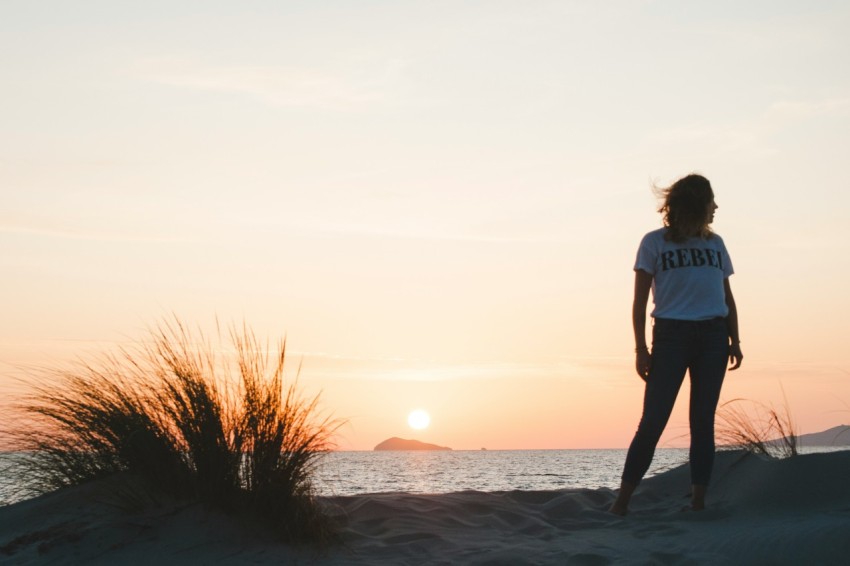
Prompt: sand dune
<box><xmin>2</xmin><ymin>450</ymin><xmax>849</xmax><ymax>565</ymax></box>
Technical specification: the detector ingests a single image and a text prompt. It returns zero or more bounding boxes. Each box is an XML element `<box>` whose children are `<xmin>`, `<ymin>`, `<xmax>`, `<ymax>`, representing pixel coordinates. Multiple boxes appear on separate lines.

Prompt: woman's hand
<box><xmin>635</xmin><ymin>349</ymin><xmax>651</xmax><ymax>381</ymax></box>
<box><xmin>632</xmin><ymin>270</ymin><xmax>653</xmax><ymax>382</ymax></box>
<box><xmin>728</xmin><ymin>343</ymin><xmax>743</xmax><ymax>370</ymax></box>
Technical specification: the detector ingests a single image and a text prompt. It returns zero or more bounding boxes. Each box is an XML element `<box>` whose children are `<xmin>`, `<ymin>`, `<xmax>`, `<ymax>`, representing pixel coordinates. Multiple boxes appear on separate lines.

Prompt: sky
<box><xmin>2</xmin><ymin>1</ymin><xmax>849</xmax><ymax>450</ymax></box>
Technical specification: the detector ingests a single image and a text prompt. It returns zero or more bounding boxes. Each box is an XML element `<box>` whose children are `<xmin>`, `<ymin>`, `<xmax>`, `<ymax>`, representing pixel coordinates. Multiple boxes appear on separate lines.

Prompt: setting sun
<box><xmin>407</xmin><ymin>410</ymin><xmax>431</xmax><ymax>430</ymax></box>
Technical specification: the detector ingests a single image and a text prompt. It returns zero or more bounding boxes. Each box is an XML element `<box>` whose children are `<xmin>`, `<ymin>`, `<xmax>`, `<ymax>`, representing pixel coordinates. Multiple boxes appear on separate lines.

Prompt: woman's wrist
<box><xmin>635</xmin><ymin>345</ymin><xmax>649</xmax><ymax>353</ymax></box>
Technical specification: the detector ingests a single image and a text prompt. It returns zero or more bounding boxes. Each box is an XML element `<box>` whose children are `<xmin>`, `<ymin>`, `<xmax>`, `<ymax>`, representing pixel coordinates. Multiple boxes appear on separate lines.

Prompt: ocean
<box><xmin>313</xmin><ymin>448</ymin><xmax>689</xmax><ymax>496</ymax></box>
<box><xmin>0</xmin><ymin>448</ymin><xmax>685</xmax><ymax>505</ymax></box>
<box><xmin>4</xmin><ymin>447</ymin><xmax>844</xmax><ymax>505</ymax></box>
<box><xmin>309</xmin><ymin>445</ymin><xmax>848</xmax><ymax>496</ymax></box>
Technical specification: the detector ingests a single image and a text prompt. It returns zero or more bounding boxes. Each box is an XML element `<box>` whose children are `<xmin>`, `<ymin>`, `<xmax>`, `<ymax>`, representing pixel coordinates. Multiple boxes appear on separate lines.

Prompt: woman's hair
<box><xmin>655</xmin><ymin>174</ymin><xmax>715</xmax><ymax>242</ymax></box>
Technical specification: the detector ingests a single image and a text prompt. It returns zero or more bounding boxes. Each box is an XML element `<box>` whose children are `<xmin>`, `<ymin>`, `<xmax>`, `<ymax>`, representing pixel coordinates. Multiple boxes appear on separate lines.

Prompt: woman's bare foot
<box><xmin>608</xmin><ymin>501</ymin><xmax>628</xmax><ymax>516</ymax></box>
<box><xmin>690</xmin><ymin>484</ymin><xmax>707</xmax><ymax>511</ymax></box>
<box><xmin>609</xmin><ymin>481</ymin><xmax>637</xmax><ymax>516</ymax></box>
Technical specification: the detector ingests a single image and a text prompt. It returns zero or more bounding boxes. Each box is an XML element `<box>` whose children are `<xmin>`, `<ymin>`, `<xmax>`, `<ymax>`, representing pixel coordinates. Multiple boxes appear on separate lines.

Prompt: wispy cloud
<box><xmin>643</xmin><ymin>123</ymin><xmax>768</xmax><ymax>157</ymax></box>
<box><xmin>0</xmin><ymin>220</ymin><xmax>191</xmax><ymax>244</ymax></box>
<box><xmin>640</xmin><ymin>95</ymin><xmax>850</xmax><ymax>159</ymax></box>
<box><xmin>306</xmin><ymin>222</ymin><xmax>554</xmax><ymax>245</ymax></box>
<box><xmin>765</xmin><ymin>97</ymin><xmax>850</xmax><ymax>121</ymax></box>
<box><xmin>292</xmin><ymin>351</ymin><xmax>610</xmax><ymax>382</ymax></box>
<box><xmin>132</xmin><ymin>57</ymin><xmax>410</xmax><ymax>110</ymax></box>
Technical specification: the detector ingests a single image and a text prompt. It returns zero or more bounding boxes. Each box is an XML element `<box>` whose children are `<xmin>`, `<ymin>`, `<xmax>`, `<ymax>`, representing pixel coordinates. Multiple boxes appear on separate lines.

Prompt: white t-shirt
<box><xmin>634</xmin><ymin>228</ymin><xmax>734</xmax><ymax>321</ymax></box>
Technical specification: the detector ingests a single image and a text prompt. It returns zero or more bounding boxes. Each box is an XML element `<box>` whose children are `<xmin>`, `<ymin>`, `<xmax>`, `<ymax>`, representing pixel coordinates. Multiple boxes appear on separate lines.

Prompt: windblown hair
<box><xmin>656</xmin><ymin>174</ymin><xmax>715</xmax><ymax>243</ymax></box>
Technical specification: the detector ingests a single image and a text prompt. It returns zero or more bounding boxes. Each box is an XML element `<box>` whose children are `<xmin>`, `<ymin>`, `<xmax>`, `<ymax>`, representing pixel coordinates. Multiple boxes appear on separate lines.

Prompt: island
<box><xmin>789</xmin><ymin>425</ymin><xmax>850</xmax><ymax>446</ymax></box>
<box><xmin>374</xmin><ymin>437</ymin><xmax>452</xmax><ymax>451</ymax></box>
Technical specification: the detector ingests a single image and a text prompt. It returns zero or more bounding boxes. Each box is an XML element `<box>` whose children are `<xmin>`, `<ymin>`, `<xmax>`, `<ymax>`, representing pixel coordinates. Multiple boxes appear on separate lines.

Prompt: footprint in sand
<box><xmin>565</xmin><ymin>552</ymin><xmax>613</xmax><ymax>566</ymax></box>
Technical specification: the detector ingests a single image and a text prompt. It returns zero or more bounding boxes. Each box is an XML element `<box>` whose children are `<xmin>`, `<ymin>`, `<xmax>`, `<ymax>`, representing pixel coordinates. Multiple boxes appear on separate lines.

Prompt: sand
<box><xmin>2</xmin><ymin>450</ymin><xmax>849</xmax><ymax>565</ymax></box>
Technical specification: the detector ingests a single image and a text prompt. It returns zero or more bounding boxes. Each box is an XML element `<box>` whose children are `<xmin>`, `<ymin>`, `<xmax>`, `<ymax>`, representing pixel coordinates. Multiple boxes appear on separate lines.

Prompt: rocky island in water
<box><xmin>374</xmin><ymin>437</ymin><xmax>452</xmax><ymax>451</ymax></box>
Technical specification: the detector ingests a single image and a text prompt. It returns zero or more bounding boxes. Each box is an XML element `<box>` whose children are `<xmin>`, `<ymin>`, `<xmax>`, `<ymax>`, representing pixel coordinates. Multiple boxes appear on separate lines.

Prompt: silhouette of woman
<box><xmin>610</xmin><ymin>174</ymin><xmax>743</xmax><ymax>515</ymax></box>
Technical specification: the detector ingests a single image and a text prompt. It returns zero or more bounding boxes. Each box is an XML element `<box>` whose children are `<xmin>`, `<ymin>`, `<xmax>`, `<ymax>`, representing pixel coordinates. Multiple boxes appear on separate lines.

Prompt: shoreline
<box><xmin>2</xmin><ymin>450</ymin><xmax>850</xmax><ymax>564</ymax></box>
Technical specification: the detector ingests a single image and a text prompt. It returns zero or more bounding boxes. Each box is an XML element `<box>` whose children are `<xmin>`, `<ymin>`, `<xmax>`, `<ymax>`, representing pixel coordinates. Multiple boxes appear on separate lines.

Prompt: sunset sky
<box><xmin>2</xmin><ymin>1</ymin><xmax>849</xmax><ymax>450</ymax></box>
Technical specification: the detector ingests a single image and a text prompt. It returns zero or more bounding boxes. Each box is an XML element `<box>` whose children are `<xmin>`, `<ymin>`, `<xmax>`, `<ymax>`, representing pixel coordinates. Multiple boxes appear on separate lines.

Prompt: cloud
<box><xmin>639</xmin><ymin>95</ymin><xmax>850</xmax><ymax>160</ymax></box>
<box><xmin>0</xmin><ymin>219</ymin><xmax>190</xmax><ymax>244</ymax></box>
<box><xmin>642</xmin><ymin>123</ymin><xmax>768</xmax><ymax>157</ymax></box>
<box><xmin>305</xmin><ymin>221</ymin><xmax>553</xmax><ymax>245</ymax></box>
<box><xmin>132</xmin><ymin>57</ymin><xmax>410</xmax><ymax>110</ymax></box>
<box><xmin>765</xmin><ymin>98</ymin><xmax>850</xmax><ymax>121</ymax></box>
<box><xmin>294</xmin><ymin>352</ymin><xmax>611</xmax><ymax>382</ymax></box>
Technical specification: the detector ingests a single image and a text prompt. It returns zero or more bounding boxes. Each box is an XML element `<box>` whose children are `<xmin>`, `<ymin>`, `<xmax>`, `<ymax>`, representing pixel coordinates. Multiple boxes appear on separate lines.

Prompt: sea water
<box><xmin>311</xmin><ymin>445</ymin><xmax>848</xmax><ymax>495</ymax></box>
<box><xmin>4</xmin><ymin>447</ymin><xmax>844</xmax><ymax>505</ymax></box>
<box><xmin>0</xmin><ymin>448</ymin><xmax>685</xmax><ymax>505</ymax></box>
<box><xmin>313</xmin><ymin>448</ymin><xmax>689</xmax><ymax>496</ymax></box>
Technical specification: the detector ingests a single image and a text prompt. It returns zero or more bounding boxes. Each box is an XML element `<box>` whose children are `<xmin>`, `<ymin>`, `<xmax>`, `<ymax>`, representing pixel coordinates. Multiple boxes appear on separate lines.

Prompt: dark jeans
<box><xmin>622</xmin><ymin>317</ymin><xmax>729</xmax><ymax>486</ymax></box>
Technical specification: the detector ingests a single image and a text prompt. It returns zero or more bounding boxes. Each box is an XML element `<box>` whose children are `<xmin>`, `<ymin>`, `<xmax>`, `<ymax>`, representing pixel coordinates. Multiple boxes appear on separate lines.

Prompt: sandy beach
<box><xmin>2</xmin><ymin>449</ymin><xmax>849</xmax><ymax>565</ymax></box>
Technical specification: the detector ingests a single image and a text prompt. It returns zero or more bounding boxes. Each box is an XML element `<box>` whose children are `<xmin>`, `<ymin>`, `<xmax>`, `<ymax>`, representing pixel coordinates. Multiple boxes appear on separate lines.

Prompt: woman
<box><xmin>609</xmin><ymin>173</ymin><xmax>743</xmax><ymax>516</ymax></box>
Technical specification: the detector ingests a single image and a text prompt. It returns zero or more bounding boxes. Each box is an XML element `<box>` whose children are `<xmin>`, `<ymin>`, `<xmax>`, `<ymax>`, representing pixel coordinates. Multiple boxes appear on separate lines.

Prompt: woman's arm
<box><xmin>633</xmin><ymin>269</ymin><xmax>653</xmax><ymax>380</ymax></box>
<box><xmin>724</xmin><ymin>278</ymin><xmax>743</xmax><ymax>370</ymax></box>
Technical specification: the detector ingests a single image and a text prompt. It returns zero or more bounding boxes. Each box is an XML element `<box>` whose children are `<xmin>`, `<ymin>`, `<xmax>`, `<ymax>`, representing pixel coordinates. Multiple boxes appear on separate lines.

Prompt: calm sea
<box><xmin>309</xmin><ymin>445</ymin><xmax>846</xmax><ymax>496</ymax></box>
<box><xmin>4</xmin><ymin>447</ymin><xmax>842</xmax><ymax>505</ymax></box>
<box><xmin>0</xmin><ymin>449</ymin><xmax>685</xmax><ymax>506</ymax></box>
<box><xmin>313</xmin><ymin>448</ymin><xmax>689</xmax><ymax>496</ymax></box>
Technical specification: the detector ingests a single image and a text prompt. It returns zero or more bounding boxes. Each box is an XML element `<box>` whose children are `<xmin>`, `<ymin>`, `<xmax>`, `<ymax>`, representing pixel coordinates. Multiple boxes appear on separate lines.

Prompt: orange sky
<box><xmin>2</xmin><ymin>2</ymin><xmax>850</xmax><ymax>450</ymax></box>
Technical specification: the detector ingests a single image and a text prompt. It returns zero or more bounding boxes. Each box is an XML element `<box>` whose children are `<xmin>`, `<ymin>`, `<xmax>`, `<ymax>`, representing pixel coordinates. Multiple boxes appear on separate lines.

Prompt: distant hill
<box><xmin>793</xmin><ymin>425</ymin><xmax>850</xmax><ymax>447</ymax></box>
<box><xmin>374</xmin><ymin>437</ymin><xmax>452</xmax><ymax>451</ymax></box>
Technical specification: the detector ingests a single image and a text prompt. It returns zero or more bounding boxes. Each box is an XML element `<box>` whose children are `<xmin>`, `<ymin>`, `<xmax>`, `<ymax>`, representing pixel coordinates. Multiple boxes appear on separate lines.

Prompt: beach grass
<box><xmin>716</xmin><ymin>390</ymin><xmax>798</xmax><ymax>458</ymax></box>
<box><xmin>5</xmin><ymin>318</ymin><xmax>340</xmax><ymax>544</ymax></box>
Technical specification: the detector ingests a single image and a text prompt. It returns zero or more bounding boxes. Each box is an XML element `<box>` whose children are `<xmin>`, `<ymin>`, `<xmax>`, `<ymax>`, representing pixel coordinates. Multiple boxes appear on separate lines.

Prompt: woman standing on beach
<box><xmin>610</xmin><ymin>174</ymin><xmax>743</xmax><ymax>515</ymax></box>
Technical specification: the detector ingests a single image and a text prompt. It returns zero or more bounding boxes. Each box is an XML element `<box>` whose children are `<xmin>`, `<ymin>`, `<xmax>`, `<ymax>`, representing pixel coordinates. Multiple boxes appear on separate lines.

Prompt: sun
<box><xmin>407</xmin><ymin>409</ymin><xmax>431</xmax><ymax>430</ymax></box>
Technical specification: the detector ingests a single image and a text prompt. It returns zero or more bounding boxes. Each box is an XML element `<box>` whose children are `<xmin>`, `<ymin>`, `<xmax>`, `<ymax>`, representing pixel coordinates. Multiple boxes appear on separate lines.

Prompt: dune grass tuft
<box><xmin>6</xmin><ymin>318</ymin><xmax>340</xmax><ymax>544</ymax></box>
<box><xmin>716</xmin><ymin>390</ymin><xmax>799</xmax><ymax>458</ymax></box>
